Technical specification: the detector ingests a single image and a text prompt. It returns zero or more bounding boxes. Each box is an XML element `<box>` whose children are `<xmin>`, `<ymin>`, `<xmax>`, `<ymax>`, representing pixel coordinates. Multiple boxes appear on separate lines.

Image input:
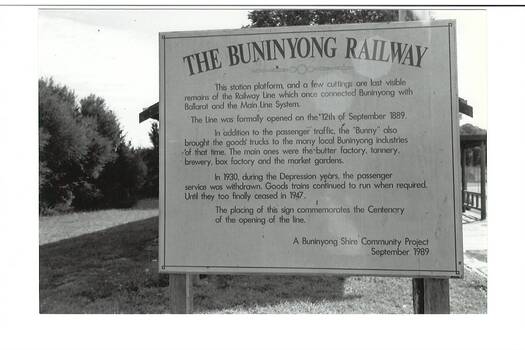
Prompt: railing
<box><xmin>463</xmin><ymin>191</ymin><xmax>482</xmax><ymax>211</ymax></box>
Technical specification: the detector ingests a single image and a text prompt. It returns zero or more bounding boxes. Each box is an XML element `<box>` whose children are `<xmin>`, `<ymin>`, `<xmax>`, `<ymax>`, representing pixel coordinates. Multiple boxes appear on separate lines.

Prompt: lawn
<box><xmin>39</xmin><ymin>214</ymin><xmax>487</xmax><ymax>314</ymax></box>
<box><xmin>39</xmin><ymin>199</ymin><xmax>158</xmax><ymax>245</ymax></box>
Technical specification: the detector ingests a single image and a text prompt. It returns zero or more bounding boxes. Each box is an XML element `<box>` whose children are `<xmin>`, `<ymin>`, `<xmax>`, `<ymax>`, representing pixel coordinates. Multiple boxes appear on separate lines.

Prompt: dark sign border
<box><xmin>160</xmin><ymin>22</ymin><xmax>461</xmax><ymax>277</ymax></box>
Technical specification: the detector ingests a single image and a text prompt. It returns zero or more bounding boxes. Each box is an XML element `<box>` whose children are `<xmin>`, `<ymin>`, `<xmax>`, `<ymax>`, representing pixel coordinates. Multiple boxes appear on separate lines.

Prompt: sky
<box><xmin>39</xmin><ymin>9</ymin><xmax>487</xmax><ymax>148</ymax></box>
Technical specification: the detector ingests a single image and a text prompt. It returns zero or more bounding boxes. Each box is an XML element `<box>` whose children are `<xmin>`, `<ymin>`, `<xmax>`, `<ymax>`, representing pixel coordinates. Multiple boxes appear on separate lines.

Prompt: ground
<box><xmin>39</xmin><ymin>200</ymin><xmax>487</xmax><ymax>314</ymax></box>
<box><xmin>39</xmin><ymin>198</ymin><xmax>158</xmax><ymax>245</ymax></box>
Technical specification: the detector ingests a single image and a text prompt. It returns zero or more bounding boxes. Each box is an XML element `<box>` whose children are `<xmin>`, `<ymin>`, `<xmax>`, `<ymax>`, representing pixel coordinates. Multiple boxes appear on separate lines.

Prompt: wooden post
<box><xmin>412</xmin><ymin>278</ymin><xmax>450</xmax><ymax>314</ymax></box>
<box><xmin>480</xmin><ymin>141</ymin><xmax>487</xmax><ymax>220</ymax></box>
<box><xmin>169</xmin><ymin>274</ymin><xmax>193</xmax><ymax>313</ymax></box>
<box><xmin>461</xmin><ymin>146</ymin><xmax>467</xmax><ymax>212</ymax></box>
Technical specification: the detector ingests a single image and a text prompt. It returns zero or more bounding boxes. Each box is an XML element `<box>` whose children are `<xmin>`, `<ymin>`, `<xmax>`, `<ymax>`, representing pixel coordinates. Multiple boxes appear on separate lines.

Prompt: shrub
<box><xmin>39</xmin><ymin>77</ymin><xmax>148</xmax><ymax>212</ymax></box>
<box><xmin>97</xmin><ymin>142</ymin><xmax>147</xmax><ymax>208</ymax></box>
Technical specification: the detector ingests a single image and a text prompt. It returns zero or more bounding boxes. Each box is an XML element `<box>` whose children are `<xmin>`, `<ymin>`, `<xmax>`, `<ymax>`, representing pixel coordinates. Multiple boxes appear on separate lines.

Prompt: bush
<box><xmin>138</xmin><ymin>122</ymin><xmax>159</xmax><ymax>198</ymax></box>
<box><xmin>39</xmin><ymin>78</ymin><xmax>88</xmax><ymax>212</ymax></box>
<box><xmin>97</xmin><ymin>142</ymin><xmax>147</xmax><ymax>208</ymax></box>
<box><xmin>39</xmin><ymin>77</ymin><xmax>148</xmax><ymax>212</ymax></box>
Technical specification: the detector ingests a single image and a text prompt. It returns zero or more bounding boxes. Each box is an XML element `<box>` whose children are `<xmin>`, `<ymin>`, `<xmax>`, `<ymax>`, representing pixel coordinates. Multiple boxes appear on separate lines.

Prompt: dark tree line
<box><xmin>137</xmin><ymin>121</ymin><xmax>159</xmax><ymax>199</ymax></box>
<box><xmin>247</xmin><ymin>9</ymin><xmax>405</xmax><ymax>27</ymax></box>
<box><xmin>39</xmin><ymin>78</ymin><xmax>157</xmax><ymax>213</ymax></box>
<box><xmin>460</xmin><ymin>123</ymin><xmax>486</xmax><ymax>136</ymax></box>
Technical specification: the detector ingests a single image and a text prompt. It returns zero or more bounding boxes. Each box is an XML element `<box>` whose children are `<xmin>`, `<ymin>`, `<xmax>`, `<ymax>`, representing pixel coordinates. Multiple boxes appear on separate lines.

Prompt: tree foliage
<box><xmin>39</xmin><ymin>78</ymin><xmax>149</xmax><ymax>213</ymax></box>
<box><xmin>69</xmin><ymin>95</ymin><xmax>123</xmax><ymax>209</ymax></box>
<box><xmin>460</xmin><ymin>123</ymin><xmax>486</xmax><ymax>136</ymax></box>
<box><xmin>138</xmin><ymin>122</ymin><xmax>159</xmax><ymax>198</ymax></box>
<box><xmin>248</xmin><ymin>9</ymin><xmax>403</xmax><ymax>27</ymax></box>
<box><xmin>149</xmin><ymin>121</ymin><xmax>159</xmax><ymax>151</ymax></box>
<box><xmin>97</xmin><ymin>142</ymin><xmax>147</xmax><ymax>208</ymax></box>
<box><xmin>80</xmin><ymin>94</ymin><xmax>123</xmax><ymax>147</ymax></box>
<box><xmin>39</xmin><ymin>78</ymin><xmax>88</xmax><ymax>211</ymax></box>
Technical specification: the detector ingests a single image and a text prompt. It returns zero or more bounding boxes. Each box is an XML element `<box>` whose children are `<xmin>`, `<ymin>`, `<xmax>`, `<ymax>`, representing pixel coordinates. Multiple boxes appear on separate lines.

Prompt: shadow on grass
<box><xmin>39</xmin><ymin>216</ymin><xmax>351</xmax><ymax>313</ymax></box>
<box><xmin>40</xmin><ymin>217</ymin><xmax>163</xmax><ymax>313</ymax></box>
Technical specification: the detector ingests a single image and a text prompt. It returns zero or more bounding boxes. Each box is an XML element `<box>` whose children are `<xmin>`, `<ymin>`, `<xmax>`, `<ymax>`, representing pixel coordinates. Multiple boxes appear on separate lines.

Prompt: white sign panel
<box><xmin>159</xmin><ymin>21</ymin><xmax>463</xmax><ymax>277</ymax></box>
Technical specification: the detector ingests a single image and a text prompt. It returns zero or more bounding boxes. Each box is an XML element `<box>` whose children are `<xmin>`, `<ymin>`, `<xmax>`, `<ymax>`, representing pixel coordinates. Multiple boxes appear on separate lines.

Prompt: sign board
<box><xmin>159</xmin><ymin>20</ymin><xmax>463</xmax><ymax>277</ymax></box>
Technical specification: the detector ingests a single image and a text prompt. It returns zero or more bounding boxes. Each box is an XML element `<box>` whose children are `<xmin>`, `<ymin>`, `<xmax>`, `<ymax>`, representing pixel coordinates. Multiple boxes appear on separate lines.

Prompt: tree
<box><xmin>138</xmin><ymin>122</ymin><xmax>159</xmax><ymax>198</ymax></box>
<box><xmin>247</xmin><ymin>9</ymin><xmax>405</xmax><ymax>27</ymax></box>
<box><xmin>39</xmin><ymin>126</ymin><xmax>50</xmax><ymax>191</ymax></box>
<box><xmin>39</xmin><ymin>77</ymin><xmax>147</xmax><ymax>212</ymax></box>
<box><xmin>97</xmin><ymin>142</ymin><xmax>147</xmax><ymax>208</ymax></box>
<box><xmin>69</xmin><ymin>95</ymin><xmax>124</xmax><ymax>209</ymax></box>
<box><xmin>39</xmin><ymin>78</ymin><xmax>89</xmax><ymax>212</ymax></box>
<box><xmin>149</xmin><ymin>121</ymin><xmax>159</xmax><ymax>151</ymax></box>
<box><xmin>80</xmin><ymin>94</ymin><xmax>123</xmax><ymax>147</ymax></box>
<box><xmin>460</xmin><ymin>123</ymin><xmax>486</xmax><ymax>136</ymax></box>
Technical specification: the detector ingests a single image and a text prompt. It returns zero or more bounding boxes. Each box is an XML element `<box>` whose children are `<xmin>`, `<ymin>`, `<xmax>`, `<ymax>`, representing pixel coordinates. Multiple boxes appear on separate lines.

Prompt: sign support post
<box><xmin>461</xmin><ymin>147</ymin><xmax>467</xmax><ymax>212</ymax></box>
<box><xmin>412</xmin><ymin>278</ymin><xmax>450</xmax><ymax>314</ymax></box>
<box><xmin>169</xmin><ymin>273</ymin><xmax>193</xmax><ymax>313</ymax></box>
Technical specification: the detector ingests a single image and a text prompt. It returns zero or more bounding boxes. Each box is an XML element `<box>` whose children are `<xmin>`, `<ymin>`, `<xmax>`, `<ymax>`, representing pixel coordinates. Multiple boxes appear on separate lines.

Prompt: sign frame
<box><xmin>159</xmin><ymin>20</ymin><xmax>463</xmax><ymax>278</ymax></box>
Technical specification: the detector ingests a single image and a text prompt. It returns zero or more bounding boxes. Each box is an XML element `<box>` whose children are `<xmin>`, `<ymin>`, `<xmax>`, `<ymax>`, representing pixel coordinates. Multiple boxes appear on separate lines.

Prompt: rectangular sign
<box><xmin>159</xmin><ymin>20</ymin><xmax>463</xmax><ymax>277</ymax></box>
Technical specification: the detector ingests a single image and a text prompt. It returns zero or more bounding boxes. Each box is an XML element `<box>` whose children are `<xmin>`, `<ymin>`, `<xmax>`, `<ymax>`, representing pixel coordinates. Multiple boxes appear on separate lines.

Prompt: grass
<box><xmin>40</xmin><ymin>214</ymin><xmax>487</xmax><ymax>314</ymax></box>
<box><xmin>39</xmin><ymin>198</ymin><xmax>158</xmax><ymax>245</ymax></box>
